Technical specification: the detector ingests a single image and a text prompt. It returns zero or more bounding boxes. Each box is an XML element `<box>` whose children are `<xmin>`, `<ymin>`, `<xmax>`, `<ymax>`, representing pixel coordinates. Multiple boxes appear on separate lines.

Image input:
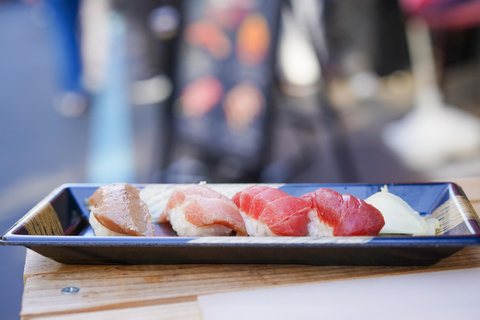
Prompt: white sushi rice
<box><xmin>307</xmin><ymin>210</ymin><xmax>334</xmax><ymax>237</ymax></box>
<box><xmin>89</xmin><ymin>212</ymin><xmax>127</xmax><ymax>236</ymax></box>
<box><xmin>239</xmin><ymin>211</ymin><xmax>276</xmax><ymax>237</ymax></box>
<box><xmin>168</xmin><ymin>207</ymin><xmax>233</xmax><ymax>237</ymax></box>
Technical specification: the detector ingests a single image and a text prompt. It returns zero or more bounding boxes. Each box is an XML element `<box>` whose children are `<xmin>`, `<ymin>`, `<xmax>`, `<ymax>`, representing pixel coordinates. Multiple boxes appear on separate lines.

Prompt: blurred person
<box><xmin>381</xmin><ymin>0</ymin><xmax>480</xmax><ymax>172</ymax></box>
<box><xmin>48</xmin><ymin>0</ymin><xmax>88</xmax><ymax>117</ymax></box>
<box><xmin>26</xmin><ymin>0</ymin><xmax>89</xmax><ymax>117</ymax></box>
<box><xmin>399</xmin><ymin>0</ymin><xmax>480</xmax><ymax>30</ymax></box>
<box><xmin>399</xmin><ymin>0</ymin><xmax>480</xmax><ymax>85</ymax></box>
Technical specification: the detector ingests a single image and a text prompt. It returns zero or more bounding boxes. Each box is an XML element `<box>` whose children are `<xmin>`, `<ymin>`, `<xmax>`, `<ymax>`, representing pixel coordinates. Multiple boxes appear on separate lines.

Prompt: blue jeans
<box><xmin>47</xmin><ymin>0</ymin><xmax>83</xmax><ymax>93</ymax></box>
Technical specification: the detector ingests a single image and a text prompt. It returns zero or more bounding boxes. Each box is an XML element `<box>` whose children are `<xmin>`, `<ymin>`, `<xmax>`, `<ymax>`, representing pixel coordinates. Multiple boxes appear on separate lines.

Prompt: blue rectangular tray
<box><xmin>1</xmin><ymin>182</ymin><xmax>479</xmax><ymax>266</ymax></box>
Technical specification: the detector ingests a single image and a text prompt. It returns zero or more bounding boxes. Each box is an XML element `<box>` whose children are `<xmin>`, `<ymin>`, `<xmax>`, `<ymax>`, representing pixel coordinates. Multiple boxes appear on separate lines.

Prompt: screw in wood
<box><xmin>61</xmin><ymin>286</ymin><xmax>80</xmax><ymax>294</ymax></box>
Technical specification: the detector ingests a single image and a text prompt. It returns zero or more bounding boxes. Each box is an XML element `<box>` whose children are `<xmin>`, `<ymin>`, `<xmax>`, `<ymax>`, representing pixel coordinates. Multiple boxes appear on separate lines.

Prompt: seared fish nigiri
<box><xmin>88</xmin><ymin>183</ymin><xmax>154</xmax><ymax>236</ymax></box>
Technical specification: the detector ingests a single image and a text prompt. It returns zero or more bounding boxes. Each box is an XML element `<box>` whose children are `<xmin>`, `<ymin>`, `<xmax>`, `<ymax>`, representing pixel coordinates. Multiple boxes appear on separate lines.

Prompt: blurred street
<box><xmin>0</xmin><ymin>2</ymin><xmax>87</xmax><ymax>318</ymax></box>
<box><xmin>2</xmin><ymin>0</ymin><xmax>480</xmax><ymax>318</ymax></box>
<box><xmin>0</xmin><ymin>1</ymin><xmax>159</xmax><ymax>317</ymax></box>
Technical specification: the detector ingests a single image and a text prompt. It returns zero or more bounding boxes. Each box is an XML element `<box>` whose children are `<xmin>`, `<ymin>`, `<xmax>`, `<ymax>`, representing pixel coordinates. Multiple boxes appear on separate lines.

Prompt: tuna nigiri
<box><xmin>232</xmin><ymin>186</ymin><xmax>311</xmax><ymax>236</ymax></box>
<box><xmin>163</xmin><ymin>182</ymin><xmax>247</xmax><ymax>236</ymax></box>
<box><xmin>301</xmin><ymin>188</ymin><xmax>385</xmax><ymax>236</ymax></box>
<box><xmin>88</xmin><ymin>183</ymin><xmax>155</xmax><ymax>236</ymax></box>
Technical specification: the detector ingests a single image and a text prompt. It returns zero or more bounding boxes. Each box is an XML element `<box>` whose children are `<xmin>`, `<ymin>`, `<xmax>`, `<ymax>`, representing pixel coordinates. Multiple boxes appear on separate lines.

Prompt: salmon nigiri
<box><xmin>88</xmin><ymin>183</ymin><xmax>155</xmax><ymax>236</ymax></box>
<box><xmin>232</xmin><ymin>186</ymin><xmax>311</xmax><ymax>236</ymax></box>
<box><xmin>163</xmin><ymin>182</ymin><xmax>247</xmax><ymax>236</ymax></box>
<box><xmin>301</xmin><ymin>188</ymin><xmax>385</xmax><ymax>236</ymax></box>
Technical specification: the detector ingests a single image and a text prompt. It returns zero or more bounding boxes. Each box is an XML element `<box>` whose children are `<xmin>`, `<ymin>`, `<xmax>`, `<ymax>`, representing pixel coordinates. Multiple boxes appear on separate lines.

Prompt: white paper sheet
<box><xmin>198</xmin><ymin>267</ymin><xmax>480</xmax><ymax>320</ymax></box>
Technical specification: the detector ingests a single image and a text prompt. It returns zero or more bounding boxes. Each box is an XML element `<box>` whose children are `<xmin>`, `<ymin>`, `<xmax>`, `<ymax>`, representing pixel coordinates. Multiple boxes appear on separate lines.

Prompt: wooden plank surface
<box><xmin>22</xmin><ymin>302</ymin><xmax>202</xmax><ymax>320</ymax></box>
<box><xmin>20</xmin><ymin>178</ymin><xmax>480</xmax><ymax>320</ymax></box>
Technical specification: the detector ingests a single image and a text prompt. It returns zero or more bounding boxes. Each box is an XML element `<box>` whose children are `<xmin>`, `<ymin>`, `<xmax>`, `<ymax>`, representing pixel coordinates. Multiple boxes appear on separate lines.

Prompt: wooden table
<box><xmin>20</xmin><ymin>178</ymin><xmax>480</xmax><ymax>320</ymax></box>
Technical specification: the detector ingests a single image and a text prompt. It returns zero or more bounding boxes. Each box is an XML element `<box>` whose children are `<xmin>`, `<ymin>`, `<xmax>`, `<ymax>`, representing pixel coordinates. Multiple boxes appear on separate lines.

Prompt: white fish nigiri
<box><xmin>365</xmin><ymin>186</ymin><xmax>438</xmax><ymax>235</ymax></box>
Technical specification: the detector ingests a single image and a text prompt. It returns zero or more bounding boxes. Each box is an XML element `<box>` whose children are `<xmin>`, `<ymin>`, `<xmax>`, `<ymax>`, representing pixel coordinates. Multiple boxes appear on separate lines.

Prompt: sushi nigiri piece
<box><xmin>232</xmin><ymin>186</ymin><xmax>311</xmax><ymax>236</ymax></box>
<box><xmin>301</xmin><ymin>188</ymin><xmax>385</xmax><ymax>236</ymax></box>
<box><xmin>365</xmin><ymin>185</ymin><xmax>438</xmax><ymax>235</ymax></box>
<box><xmin>88</xmin><ymin>183</ymin><xmax>155</xmax><ymax>236</ymax></box>
<box><xmin>164</xmin><ymin>182</ymin><xmax>247</xmax><ymax>236</ymax></box>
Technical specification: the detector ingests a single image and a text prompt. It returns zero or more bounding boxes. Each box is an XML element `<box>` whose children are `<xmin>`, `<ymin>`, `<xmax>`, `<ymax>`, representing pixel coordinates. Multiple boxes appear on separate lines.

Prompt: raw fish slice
<box><xmin>166</xmin><ymin>184</ymin><xmax>226</xmax><ymax>211</ymax></box>
<box><xmin>302</xmin><ymin>188</ymin><xmax>342</xmax><ymax>232</ymax></box>
<box><xmin>302</xmin><ymin>188</ymin><xmax>384</xmax><ymax>236</ymax></box>
<box><xmin>165</xmin><ymin>183</ymin><xmax>247</xmax><ymax>236</ymax></box>
<box><xmin>337</xmin><ymin>194</ymin><xmax>385</xmax><ymax>236</ymax></box>
<box><xmin>265</xmin><ymin>197</ymin><xmax>310</xmax><ymax>236</ymax></box>
<box><xmin>183</xmin><ymin>196</ymin><xmax>247</xmax><ymax>235</ymax></box>
<box><xmin>89</xmin><ymin>183</ymin><xmax>154</xmax><ymax>236</ymax></box>
<box><xmin>232</xmin><ymin>186</ymin><xmax>311</xmax><ymax>236</ymax></box>
<box><xmin>146</xmin><ymin>184</ymin><xmax>262</xmax><ymax>223</ymax></box>
<box><xmin>232</xmin><ymin>185</ymin><xmax>269</xmax><ymax>216</ymax></box>
<box><xmin>250</xmin><ymin>188</ymin><xmax>288</xmax><ymax>219</ymax></box>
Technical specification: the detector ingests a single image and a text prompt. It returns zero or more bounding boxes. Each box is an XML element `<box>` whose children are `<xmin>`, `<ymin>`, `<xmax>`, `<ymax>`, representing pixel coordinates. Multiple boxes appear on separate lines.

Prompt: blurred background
<box><xmin>1</xmin><ymin>0</ymin><xmax>480</xmax><ymax>318</ymax></box>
